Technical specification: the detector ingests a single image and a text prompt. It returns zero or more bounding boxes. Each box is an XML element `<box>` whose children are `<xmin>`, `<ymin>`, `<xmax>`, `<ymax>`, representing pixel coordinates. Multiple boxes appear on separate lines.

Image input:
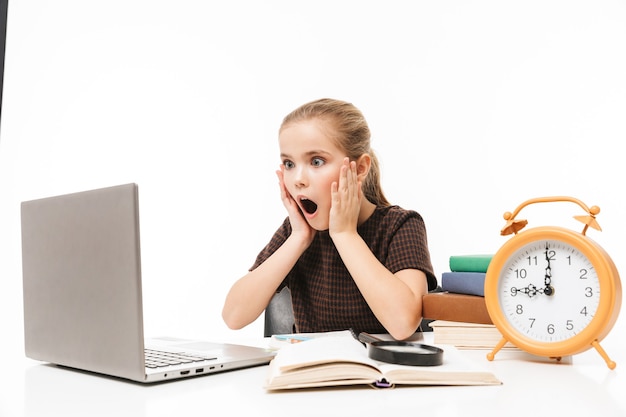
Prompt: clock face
<box><xmin>497</xmin><ymin>239</ymin><xmax>600</xmax><ymax>344</ymax></box>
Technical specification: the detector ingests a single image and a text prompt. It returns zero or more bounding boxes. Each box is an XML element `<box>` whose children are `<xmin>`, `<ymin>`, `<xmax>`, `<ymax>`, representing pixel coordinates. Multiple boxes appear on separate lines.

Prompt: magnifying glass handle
<box><xmin>357</xmin><ymin>332</ymin><xmax>382</xmax><ymax>344</ymax></box>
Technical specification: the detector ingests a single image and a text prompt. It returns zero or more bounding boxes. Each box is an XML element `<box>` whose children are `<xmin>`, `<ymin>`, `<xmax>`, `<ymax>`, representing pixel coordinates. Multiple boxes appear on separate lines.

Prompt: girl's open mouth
<box><xmin>299</xmin><ymin>197</ymin><xmax>318</xmax><ymax>215</ymax></box>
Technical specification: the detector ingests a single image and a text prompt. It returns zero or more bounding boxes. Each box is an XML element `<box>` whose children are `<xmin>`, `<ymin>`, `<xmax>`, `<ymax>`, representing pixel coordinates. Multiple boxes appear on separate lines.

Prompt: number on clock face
<box><xmin>498</xmin><ymin>239</ymin><xmax>600</xmax><ymax>342</ymax></box>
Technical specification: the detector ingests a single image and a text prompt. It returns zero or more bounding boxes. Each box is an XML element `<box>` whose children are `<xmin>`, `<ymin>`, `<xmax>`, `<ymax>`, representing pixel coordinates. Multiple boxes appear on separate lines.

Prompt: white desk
<box><xmin>4</xmin><ymin>333</ymin><xmax>626</xmax><ymax>417</ymax></box>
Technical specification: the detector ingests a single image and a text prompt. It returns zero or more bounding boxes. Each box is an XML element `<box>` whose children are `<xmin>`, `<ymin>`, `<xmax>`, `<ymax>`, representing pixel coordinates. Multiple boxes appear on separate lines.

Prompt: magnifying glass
<box><xmin>357</xmin><ymin>332</ymin><xmax>444</xmax><ymax>366</ymax></box>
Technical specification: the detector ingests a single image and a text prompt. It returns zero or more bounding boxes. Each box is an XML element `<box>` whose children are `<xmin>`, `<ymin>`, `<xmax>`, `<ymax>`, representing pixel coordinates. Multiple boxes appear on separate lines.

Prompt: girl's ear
<box><xmin>355</xmin><ymin>154</ymin><xmax>371</xmax><ymax>181</ymax></box>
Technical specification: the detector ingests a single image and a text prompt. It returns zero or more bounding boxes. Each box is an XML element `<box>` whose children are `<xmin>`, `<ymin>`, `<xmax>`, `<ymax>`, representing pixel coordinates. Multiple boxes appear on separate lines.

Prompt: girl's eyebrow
<box><xmin>280</xmin><ymin>150</ymin><xmax>332</xmax><ymax>159</ymax></box>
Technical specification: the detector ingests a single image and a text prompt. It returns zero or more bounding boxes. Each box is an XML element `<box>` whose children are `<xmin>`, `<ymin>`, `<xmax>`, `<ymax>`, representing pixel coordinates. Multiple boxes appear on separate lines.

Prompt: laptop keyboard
<box><xmin>145</xmin><ymin>349</ymin><xmax>217</xmax><ymax>369</ymax></box>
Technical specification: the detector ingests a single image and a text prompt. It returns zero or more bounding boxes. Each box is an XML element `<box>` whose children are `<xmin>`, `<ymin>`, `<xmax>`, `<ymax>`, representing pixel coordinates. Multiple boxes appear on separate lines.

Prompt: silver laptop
<box><xmin>21</xmin><ymin>183</ymin><xmax>275</xmax><ymax>383</ymax></box>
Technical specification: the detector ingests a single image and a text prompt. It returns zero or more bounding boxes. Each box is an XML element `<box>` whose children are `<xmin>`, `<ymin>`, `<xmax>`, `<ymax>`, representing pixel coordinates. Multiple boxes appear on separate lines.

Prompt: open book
<box><xmin>264</xmin><ymin>332</ymin><xmax>501</xmax><ymax>390</ymax></box>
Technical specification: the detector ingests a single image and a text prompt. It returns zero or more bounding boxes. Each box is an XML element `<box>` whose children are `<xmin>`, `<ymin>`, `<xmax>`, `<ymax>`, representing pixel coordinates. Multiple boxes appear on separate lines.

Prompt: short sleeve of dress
<box><xmin>249</xmin><ymin>217</ymin><xmax>292</xmax><ymax>289</ymax></box>
<box><xmin>365</xmin><ymin>207</ymin><xmax>438</xmax><ymax>291</ymax></box>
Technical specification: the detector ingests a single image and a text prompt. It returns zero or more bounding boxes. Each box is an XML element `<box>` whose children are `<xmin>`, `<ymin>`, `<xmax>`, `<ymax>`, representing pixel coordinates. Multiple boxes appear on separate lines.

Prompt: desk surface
<box><xmin>4</xmin><ymin>332</ymin><xmax>626</xmax><ymax>417</ymax></box>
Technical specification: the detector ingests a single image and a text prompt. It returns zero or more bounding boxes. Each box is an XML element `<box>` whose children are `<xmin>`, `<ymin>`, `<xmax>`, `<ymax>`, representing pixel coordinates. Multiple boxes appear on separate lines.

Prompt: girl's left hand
<box><xmin>329</xmin><ymin>157</ymin><xmax>361</xmax><ymax>236</ymax></box>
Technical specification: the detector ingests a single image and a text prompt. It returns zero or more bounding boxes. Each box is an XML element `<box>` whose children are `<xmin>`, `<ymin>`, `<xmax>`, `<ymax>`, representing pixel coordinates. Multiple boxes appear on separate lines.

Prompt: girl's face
<box><xmin>279</xmin><ymin>119</ymin><xmax>347</xmax><ymax>231</ymax></box>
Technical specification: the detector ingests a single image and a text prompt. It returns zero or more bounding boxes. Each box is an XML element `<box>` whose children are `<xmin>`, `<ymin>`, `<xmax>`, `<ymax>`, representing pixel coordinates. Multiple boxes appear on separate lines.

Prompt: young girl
<box><xmin>222</xmin><ymin>98</ymin><xmax>437</xmax><ymax>340</ymax></box>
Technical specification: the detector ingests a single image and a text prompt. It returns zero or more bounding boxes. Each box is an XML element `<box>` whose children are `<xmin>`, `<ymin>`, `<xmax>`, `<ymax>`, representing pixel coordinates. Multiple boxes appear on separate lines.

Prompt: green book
<box><xmin>449</xmin><ymin>254</ymin><xmax>493</xmax><ymax>273</ymax></box>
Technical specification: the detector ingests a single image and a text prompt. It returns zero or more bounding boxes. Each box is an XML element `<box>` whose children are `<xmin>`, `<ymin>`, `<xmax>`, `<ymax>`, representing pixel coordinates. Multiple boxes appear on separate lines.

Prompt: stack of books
<box><xmin>442</xmin><ymin>254</ymin><xmax>492</xmax><ymax>297</ymax></box>
<box><xmin>423</xmin><ymin>254</ymin><xmax>517</xmax><ymax>350</ymax></box>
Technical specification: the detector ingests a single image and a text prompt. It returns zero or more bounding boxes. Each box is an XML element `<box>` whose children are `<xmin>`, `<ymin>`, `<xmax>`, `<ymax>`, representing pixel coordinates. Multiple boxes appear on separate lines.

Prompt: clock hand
<box><xmin>511</xmin><ymin>244</ymin><xmax>558</xmax><ymax>298</ymax></box>
<box><xmin>543</xmin><ymin>244</ymin><xmax>555</xmax><ymax>296</ymax></box>
<box><xmin>511</xmin><ymin>282</ymin><xmax>555</xmax><ymax>298</ymax></box>
<box><xmin>512</xmin><ymin>284</ymin><xmax>540</xmax><ymax>297</ymax></box>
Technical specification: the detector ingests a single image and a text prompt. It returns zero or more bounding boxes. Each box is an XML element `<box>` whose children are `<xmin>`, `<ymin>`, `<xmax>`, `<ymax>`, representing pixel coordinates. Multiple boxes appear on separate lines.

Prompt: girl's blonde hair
<box><xmin>279</xmin><ymin>98</ymin><xmax>390</xmax><ymax>207</ymax></box>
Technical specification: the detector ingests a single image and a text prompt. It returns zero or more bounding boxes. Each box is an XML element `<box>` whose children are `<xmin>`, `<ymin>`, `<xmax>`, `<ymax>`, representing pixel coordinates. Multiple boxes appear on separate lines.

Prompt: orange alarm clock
<box><xmin>484</xmin><ymin>196</ymin><xmax>622</xmax><ymax>369</ymax></box>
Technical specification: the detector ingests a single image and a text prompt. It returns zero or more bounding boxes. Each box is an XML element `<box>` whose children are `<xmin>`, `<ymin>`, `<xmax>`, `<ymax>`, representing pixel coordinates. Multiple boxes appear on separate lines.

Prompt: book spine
<box><xmin>422</xmin><ymin>292</ymin><xmax>493</xmax><ymax>324</ymax></box>
<box><xmin>449</xmin><ymin>254</ymin><xmax>493</xmax><ymax>273</ymax></box>
<box><xmin>441</xmin><ymin>272</ymin><xmax>486</xmax><ymax>297</ymax></box>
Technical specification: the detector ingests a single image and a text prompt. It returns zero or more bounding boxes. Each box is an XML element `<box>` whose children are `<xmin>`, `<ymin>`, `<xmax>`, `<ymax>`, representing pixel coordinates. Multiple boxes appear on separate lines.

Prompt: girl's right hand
<box><xmin>276</xmin><ymin>167</ymin><xmax>316</xmax><ymax>246</ymax></box>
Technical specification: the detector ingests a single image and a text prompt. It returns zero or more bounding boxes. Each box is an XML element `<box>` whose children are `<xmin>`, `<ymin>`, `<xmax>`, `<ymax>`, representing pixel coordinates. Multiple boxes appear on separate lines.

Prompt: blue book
<box><xmin>441</xmin><ymin>271</ymin><xmax>486</xmax><ymax>297</ymax></box>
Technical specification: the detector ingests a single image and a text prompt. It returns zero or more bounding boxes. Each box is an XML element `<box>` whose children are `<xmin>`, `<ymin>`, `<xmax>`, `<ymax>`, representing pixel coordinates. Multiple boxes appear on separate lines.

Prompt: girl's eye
<box><xmin>311</xmin><ymin>157</ymin><xmax>325</xmax><ymax>167</ymax></box>
<box><xmin>283</xmin><ymin>160</ymin><xmax>295</xmax><ymax>169</ymax></box>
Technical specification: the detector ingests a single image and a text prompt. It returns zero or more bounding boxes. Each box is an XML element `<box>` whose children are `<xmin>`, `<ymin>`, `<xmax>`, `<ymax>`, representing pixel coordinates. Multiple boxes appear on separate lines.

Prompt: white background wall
<box><xmin>1</xmin><ymin>1</ymin><xmax>625</xmax><ymax>355</ymax></box>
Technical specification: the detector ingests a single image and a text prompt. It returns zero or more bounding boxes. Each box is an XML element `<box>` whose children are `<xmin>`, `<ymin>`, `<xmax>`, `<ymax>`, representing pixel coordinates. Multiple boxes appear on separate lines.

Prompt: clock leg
<box><xmin>591</xmin><ymin>340</ymin><xmax>616</xmax><ymax>370</ymax></box>
<box><xmin>487</xmin><ymin>338</ymin><xmax>509</xmax><ymax>361</ymax></box>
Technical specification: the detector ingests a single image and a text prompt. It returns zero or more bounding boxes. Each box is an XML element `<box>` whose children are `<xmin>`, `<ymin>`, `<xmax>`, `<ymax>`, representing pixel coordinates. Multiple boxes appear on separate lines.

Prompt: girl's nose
<box><xmin>294</xmin><ymin>167</ymin><xmax>307</xmax><ymax>188</ymax></box>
